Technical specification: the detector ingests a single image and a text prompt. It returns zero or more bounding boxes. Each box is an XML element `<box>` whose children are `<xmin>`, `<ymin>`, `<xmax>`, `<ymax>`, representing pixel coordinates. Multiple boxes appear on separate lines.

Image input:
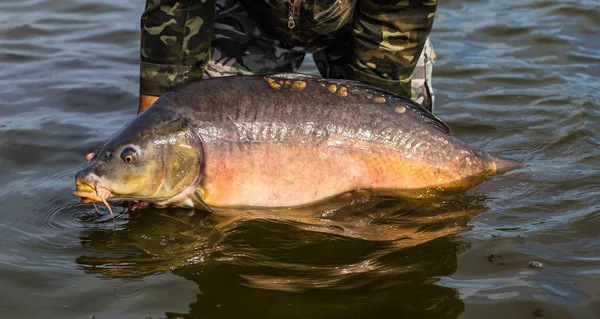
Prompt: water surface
<box><xmin>1</xmin><ymin>0</ymin><xmax>599</xmax><ymax>318</ymax></box>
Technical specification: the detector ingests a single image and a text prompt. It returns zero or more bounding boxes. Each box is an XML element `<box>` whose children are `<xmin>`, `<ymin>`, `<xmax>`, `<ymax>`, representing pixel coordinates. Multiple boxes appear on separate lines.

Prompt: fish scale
<box><xmin>74</xmin><ymin>73</ymin><xmax>522</xmax><ymax>210</ymax></box>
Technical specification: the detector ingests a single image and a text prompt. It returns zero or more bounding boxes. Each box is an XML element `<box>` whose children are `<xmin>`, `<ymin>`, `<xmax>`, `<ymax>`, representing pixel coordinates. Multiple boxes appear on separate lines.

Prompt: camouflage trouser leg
<box><xmin>203</xmin><ymin>0</ymin><xmax>436</xmax><ymax>112</ymax></box>
<box><xmin>313</xmin><ymin>37</ymin><xmax>436</xmax><ymax>112</ymax></box>
<box><xmin>411</xmin><ymin>38</ymin><xmax>436</xmax><ymax>112</ymax></box>
<box><xmin>202</xmin><ymin>0</ymin><xmax>306</xmax><ymax>78</ymax></box>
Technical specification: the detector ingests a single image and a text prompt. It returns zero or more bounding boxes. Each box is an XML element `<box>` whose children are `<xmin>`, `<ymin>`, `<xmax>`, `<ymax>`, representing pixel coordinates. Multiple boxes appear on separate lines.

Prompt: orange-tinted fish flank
<box><xmin>74</xmin><ymin>73</ymin><xmax>521</xmax><ymax>210</ymax></box>
<box><xmin>202</xmin><ymin>141</ymin><xmax>495</xmax><ymax>207</ymax></box>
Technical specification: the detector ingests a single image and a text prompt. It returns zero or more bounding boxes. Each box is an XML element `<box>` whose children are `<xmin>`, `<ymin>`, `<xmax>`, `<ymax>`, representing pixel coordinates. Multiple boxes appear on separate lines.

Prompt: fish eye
<box><xmin>120</xmin><ymin>146</ymin><xmax>139</xmax><ymax>164</ymax></box>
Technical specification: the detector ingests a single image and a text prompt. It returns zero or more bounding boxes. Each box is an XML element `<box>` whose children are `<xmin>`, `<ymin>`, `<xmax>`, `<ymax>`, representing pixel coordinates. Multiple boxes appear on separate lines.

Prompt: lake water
<box><xmin>1</xmin><ymin>0</ymin><xmax>599</xmax><ymax>318</ymax></box>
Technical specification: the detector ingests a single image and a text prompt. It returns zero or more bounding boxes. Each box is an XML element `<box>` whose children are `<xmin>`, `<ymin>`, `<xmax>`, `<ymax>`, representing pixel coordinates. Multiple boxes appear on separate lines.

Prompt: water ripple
<box><xmin>0</xmin><ymin>0</ymin><xmax>599</xmax><ymax>317</ymax></box>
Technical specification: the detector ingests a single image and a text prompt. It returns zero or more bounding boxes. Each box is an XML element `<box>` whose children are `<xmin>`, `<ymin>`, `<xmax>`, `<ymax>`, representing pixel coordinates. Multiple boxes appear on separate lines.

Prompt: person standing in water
<box><xmin>138</xmin><ymin>0</ymin><xmax>437</xmax><ymax>113</ymax></box>
<box><xmin>87</xmin><ymin>0</ymin><xmax>438</xmax><ymax>162</ymax></box>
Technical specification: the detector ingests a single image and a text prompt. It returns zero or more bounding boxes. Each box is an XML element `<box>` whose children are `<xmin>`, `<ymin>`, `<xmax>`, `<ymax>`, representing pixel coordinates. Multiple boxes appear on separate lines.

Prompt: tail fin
<box><xmin>492</xmin><ymin>155</ymin><xmax>524</xmax><ymax>174</ymax></box>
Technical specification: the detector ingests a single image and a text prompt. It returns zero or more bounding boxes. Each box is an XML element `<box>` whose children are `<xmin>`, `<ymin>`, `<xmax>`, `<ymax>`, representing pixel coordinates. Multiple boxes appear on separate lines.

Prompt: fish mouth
<box><xmin>74</xmin><ymin>180</ymin><xmax>118</xmax><ymax>220</ymax></box>
<box><xmin>73</xmin><ymin>180</ymin><xmax>112</xmax><ymax>203</ymax></box>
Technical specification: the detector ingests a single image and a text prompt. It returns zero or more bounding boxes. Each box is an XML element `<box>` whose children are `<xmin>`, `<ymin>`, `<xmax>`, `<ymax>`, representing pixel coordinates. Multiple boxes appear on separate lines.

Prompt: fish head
<box><xmin>74</xmin><ymin>111</ymin><xmax>204</xmax><ymax>206</ymax></box>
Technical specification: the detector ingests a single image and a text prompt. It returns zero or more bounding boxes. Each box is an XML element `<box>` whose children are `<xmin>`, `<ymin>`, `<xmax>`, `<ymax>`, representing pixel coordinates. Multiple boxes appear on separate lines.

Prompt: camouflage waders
<box><xmin>141</xmin><ymin>0</ymin><xmax>437</xmax><ymax>110</ymax></box>
<box><xmin>203</xmin><ymin>0</ymin><xmax>436</xmax><ymax>110</ymax></box>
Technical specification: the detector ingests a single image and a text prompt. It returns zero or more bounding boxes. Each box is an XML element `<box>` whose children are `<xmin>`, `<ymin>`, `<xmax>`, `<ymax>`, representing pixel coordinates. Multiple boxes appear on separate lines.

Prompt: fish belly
<box><xmin>201</xmin><ymin>141</ymin><xmax>492</xmax><ymax>207</ymax></box>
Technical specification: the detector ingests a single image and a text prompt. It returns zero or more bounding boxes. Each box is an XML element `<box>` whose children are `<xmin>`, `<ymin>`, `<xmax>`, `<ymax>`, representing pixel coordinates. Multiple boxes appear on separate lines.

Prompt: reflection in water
<box><xmin>1</xmin><ymin>0</ymin><xmax>599</xmax><ymax>317</ymax></box>
<box><xmin>75</xmin><ymin>192</ymin><xmax>487</xmax><ymax>318</ymax></box>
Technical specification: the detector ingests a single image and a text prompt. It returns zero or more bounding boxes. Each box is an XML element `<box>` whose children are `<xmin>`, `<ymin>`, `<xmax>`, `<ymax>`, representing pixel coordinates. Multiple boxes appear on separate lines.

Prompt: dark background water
<box><xmin>1</xmin><ymin>0</ymin><xmax>599</xmax><ymax>318</ymax></box>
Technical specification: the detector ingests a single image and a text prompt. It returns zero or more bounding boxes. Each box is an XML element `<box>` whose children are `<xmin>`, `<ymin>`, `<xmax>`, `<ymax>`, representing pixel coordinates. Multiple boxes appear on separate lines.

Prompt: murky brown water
<box><xmin>1</xmin><ymin>0</ymin><xmax>599</xmax><ymax>318</ymax></box>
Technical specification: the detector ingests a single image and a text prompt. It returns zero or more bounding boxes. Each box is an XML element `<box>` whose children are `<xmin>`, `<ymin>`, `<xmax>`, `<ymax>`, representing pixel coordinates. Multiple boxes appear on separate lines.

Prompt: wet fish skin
<box><xmin>74</xmin><ymin>113</ymin><xmax>205</xmax><ymax>207</ymax></box>
<box><xmin>74</xmin><ymin>73</ymin><xmax>521</xmax><ymax>209</ymax></box>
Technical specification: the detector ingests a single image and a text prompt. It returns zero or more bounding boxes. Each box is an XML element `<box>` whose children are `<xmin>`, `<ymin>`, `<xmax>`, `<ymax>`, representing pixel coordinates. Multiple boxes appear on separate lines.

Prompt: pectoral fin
<box><xmin>191</xmin><ymin>188</ymin><xmax>214</xmax><ymax>213</ymax></box>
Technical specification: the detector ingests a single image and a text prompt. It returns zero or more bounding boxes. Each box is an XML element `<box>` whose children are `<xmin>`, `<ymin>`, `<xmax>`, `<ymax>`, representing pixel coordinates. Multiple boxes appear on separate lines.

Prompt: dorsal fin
<box><xmin>268</xmin><ymin>73</ymin><xmax>320</xmax><ymax>80</ymax></box>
